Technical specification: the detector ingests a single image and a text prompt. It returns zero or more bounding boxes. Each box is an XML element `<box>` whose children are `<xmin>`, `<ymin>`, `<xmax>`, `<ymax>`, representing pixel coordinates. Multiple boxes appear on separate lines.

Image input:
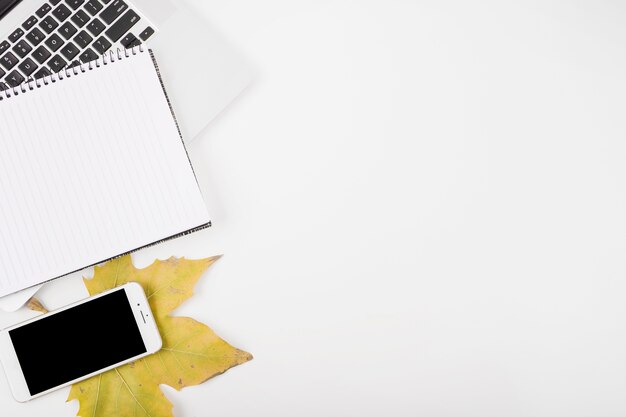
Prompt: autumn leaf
<box><xmin>66</xmin><ymin>255</ymin><xmax>252</xmax><ymax>417</ymax></box>
<box><xmin>26</xmin><ymin>297</ymin><xmax>48</xmax><ymax>314</ymax></box>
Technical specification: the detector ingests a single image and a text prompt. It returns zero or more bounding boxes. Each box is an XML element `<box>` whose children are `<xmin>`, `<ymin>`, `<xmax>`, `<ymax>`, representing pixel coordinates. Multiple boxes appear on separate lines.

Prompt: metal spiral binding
<box><xmin>0</xmin><ymin>44</ymin><xmax>145</xmax><ymax>101</ymax></box>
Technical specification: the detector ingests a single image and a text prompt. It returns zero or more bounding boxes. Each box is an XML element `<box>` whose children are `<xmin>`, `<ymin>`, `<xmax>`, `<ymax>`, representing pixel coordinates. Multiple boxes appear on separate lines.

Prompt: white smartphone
<box><xmin>0</xmin><ymin>283</ymin><xmax>162</xmax><ymax>402</ymax></box>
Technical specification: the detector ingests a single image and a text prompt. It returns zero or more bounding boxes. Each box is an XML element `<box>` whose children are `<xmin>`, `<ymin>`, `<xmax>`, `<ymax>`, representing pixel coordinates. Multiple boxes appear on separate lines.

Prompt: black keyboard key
<box><xmin>44</xmin><ymin>33</ymin><xmax>63</xmax><ymax>51</ymax></box>
<box><xmin>39</xmin><ymin>16</ymin><xmax>59</xmax><ymax>33</ymax></box>
<box><xmin>5</xmin><ymin>70</ymin><xmax>24</xmax><ymax>87</ymax></box>
<box><xmin>84</xmin><ymin>0</ymin><xmax>102</xmax><ymax>16</ymax></box>
<box><xmin>36</xmin><ymin>3</ymin><xmax>52</xmax><ymax>18</ymax></box>
<box><xmin>50</xmin><ymin>0</ymin><xmax>62</xmax><ymax>5</ymax></box>
<box><xmin>104</xmin><ymin>9</ymin><xmax>138</xmax><ymax>42</ymax></box>
<box><xmin>0</xmin><ymin>41</ymin><xmax>10</xmax><ymax>55</ymax></box>
<box><xmin>34</xmin><ymin>66</ymin><xmax>51</xmax><ymax>79</ymax></box>
<box><xmin>86</xmin><ymin>18</ymin><xmax>105</xmax><ymax>36</ymax></box>
<box><xmin>32</xmin><ymin>45</ymin><xmax>52</xmax><ymax>64</ymax></box>
<box><xmin>60</xmin><ymin>41</ymin><xmax>79</xmax><ymax>60</ymax></box>
<box><xmin>101</xmin><ymin>0</ymin><xmax>110</xmax><ymax>3</ymax></box>
<box><xmin>58</xmin><ymin>21</ymin><xmax>77</xmax><ymax>39</ymax></box>
<box><xmin>0</xmin><ymin>82</ymin><xmax>8</xmax><ymax>91</ymax></box>
<box><xmin>73</xmin><ymin>30</ymin><xmax>92</xmax><ymax>48</ymax></box>
<box><xmin>70</xmin><ymin>9</ymin><xmax>89</xmax><ymax>27</ymax></box>
<box><xmin>65</xmin><ymin>0</ymin><xmax>84</xmax><ymax>10</ymax></box>
<box><xmin>91</xmin><ymin>36</ymin><xmax>110</xmax><ymax>54</ymax></box>
<box><xmin>47</xmin><ymin>54</ymin><xmax>66</xmax><ymax>72</ymax></box>
<box><xmin>0</xmin><ymin>68</ymin><xmax>4</xmax><ymax>78</ymax></box>
<box><xmin>52</xmin><ymin>4</ymin><xmax>71</xmax><ymax>22</ymax></box>
<box><xmin>128</xmin><ymin>36</ymin><xmax>140</xmax><ymax>48</ymax></box>
<box><xmin>12</xmin><ymin>40</ymin><xmax>32</xmax><ymax>58</ymax></box>
<box><xmin>68</xmin><ymin>60</ymin><xmax>81</xmax><ymax>68</ymax></box>
<box><xmin>138</xmin><ymin>26</ymin><xmax>154</xmax><ymax>41</ymax></box>
<box><xmin>0</xmin><ymin>52</ymin><xmax>19</xmax><ymax>70</ymax></box>
<box><xmin>119</xmin><ymin>32</ymin><xmax>136</xmax><ymax>48</ymax></box>
<box><xmin>100</xmin><ymin>0</ymin><xmax>127</xmax><ymax>24</ymax></box>
<box><xmin>26</xmin><ymin>27</ymin><xmax>45</xmax><ymax>46</ymax></box>
<box><xmin>18</xmin><ymin>58</ymin><xmax>37</xmax><ymax>76</ymax></box>
<box><xmin>9</xmin><ymin>28</ymin><xmax>24</xmax><ymax>43</ymax></box>
<box><xmin>79</xmin><ymin>47</ymin><xmax>97</xmax><ymax>62</ymax></box>
<box><xmin>22</xmin><ymin>16</ymin><xmax>38</xmax><ymax>31</ymax></box>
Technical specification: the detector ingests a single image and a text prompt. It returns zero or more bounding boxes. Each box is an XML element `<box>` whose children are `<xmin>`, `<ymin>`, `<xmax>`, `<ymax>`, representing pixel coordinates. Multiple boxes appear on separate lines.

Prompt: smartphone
<box><xmin>0</xmin><ymin>283</ymin><xmax>162</xmax><ymax>402</ymax></box>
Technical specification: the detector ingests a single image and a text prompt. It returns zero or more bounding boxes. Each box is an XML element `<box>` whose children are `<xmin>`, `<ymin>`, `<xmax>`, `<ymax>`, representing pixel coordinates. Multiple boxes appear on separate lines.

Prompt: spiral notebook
<box><xmin>0</xmin><ymin>47</ymin><xmax>211</xmax><ymax>298</ymax></box>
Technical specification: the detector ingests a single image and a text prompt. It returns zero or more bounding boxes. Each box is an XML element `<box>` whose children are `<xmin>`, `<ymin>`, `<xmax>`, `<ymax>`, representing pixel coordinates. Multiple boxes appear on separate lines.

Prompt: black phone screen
<box><xmin>9</xmin><ymin>289</ymin><xmax>147</xmax><ymax>395</ymax></box>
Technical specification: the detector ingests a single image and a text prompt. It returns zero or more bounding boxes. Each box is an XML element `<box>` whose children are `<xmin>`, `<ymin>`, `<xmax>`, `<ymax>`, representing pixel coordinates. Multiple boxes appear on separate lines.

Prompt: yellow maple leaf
<box><xmin>66</xmin><ymin>255</ymin><xmax>252</xmax><ymax>417</ymax></box>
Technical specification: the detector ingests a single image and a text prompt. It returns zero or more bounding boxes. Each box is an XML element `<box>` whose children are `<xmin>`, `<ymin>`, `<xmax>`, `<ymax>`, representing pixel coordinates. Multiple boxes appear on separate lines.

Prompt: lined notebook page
<box><xmin>0</xmin><ymin>49</ymin><xmax>210</xmax><ymax>297</ymax></box>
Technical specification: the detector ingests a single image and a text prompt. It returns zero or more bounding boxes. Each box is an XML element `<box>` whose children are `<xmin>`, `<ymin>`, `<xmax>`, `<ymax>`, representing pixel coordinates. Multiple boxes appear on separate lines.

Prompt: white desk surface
<box><xmin>2</xmin><ymin>1</ymin><xmax>626</xmax><ymax>416</ymax></box>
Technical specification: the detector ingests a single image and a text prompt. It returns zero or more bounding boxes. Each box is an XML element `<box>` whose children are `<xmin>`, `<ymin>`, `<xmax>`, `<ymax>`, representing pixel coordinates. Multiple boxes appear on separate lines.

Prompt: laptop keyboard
<box><xmin>0</xmin><ymin>0</ymin><xmax>155</xmax><ymax>89</ymax></box>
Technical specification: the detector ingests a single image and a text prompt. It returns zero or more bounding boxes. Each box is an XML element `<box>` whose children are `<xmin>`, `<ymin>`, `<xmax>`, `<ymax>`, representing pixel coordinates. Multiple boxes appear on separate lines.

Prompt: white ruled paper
<box><xmin>0</xmin><ymin>49</ymin><xmax>210</xmax><ymax>297</ymax></box>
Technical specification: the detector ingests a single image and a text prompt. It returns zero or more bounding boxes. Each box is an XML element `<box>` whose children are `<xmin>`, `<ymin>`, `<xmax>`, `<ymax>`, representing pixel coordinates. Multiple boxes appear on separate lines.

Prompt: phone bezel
<box><xmin>0</xmin><ymin>282</ymin><xmax>162</xmax><ymax>402</ymax></box>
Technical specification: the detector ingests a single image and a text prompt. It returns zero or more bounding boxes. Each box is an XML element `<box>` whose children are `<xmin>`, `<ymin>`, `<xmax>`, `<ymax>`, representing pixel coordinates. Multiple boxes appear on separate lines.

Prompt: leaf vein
<box><xmin>115</xmin><ymin>368</ymin><xmax>152</xmax><ymax>417</ymax></box>
<box><xmin>164</xmin><ymin>348</ymin><xmax>185</xmax><ymax>371</ymax></box>
<box><xmin>163</xmin><ymin>348</ymin><xmax>211</xmax><ymax>359</ymax></box>
<box><xmin>91</xmin><ymin>374</ymin><xmax>102</xmax><ymax>417</ymax></box>
<box><xmin>113</xmin><ymin>259</ymin><xmax>121</xmax><ymax>288</ymax></box>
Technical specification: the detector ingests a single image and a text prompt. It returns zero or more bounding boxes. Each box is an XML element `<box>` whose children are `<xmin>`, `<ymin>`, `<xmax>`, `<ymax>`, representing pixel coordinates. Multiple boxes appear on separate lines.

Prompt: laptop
<box><xmin>0</xmin><ymin>0</ymin><xmax>250</xmax><ymax>140</ymax></box>
<box><xmin>0</xmin><ymin>0</ymin><xmax>251</xmax><ymax>311</ymax></box>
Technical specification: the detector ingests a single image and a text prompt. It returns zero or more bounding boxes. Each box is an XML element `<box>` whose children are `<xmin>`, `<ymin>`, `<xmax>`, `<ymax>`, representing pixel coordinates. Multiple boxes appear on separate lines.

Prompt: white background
<box><xmin>2</xmin><ymin>0</ymin><xmax>626</xmax><ymax>416</ymax></box>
